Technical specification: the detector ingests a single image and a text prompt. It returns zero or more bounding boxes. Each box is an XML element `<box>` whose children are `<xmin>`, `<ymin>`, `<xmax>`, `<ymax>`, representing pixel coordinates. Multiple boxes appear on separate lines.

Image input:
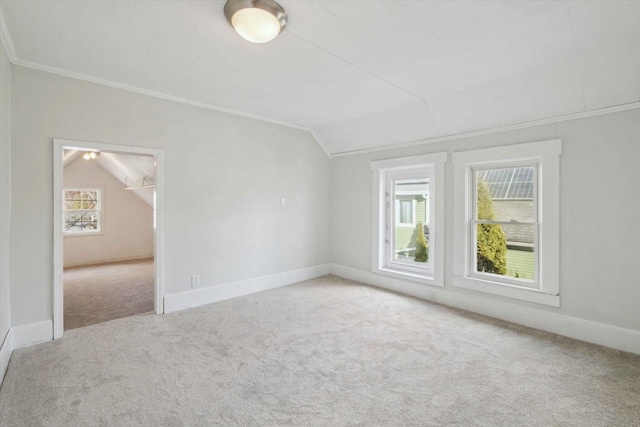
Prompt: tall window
<box><xmin>63</xmin><ymin>188</ymin><xmax>102</xmax><ymax>235</ymax></box>
<box><xmin>472</xmin><ymin>165</ymin><xmax>537</xmax><ymax>285</ymax></box>
<box><xmin>371</xmin><ymin>153</ymin><xmax>446</xmax><ymax>286</ymax></box>
<box><xmin>452</xmin><ymin>140</ymin><xmax>561</xmax><ymax>306</ymax></box>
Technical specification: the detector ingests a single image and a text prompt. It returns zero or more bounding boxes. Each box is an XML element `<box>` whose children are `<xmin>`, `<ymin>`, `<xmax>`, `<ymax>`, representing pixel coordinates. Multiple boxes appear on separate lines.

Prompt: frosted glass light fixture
<box><xmin>224</xmin><ymin>0</ymin><xmax>287</xmax><ymax>44</ymax></box>
<box><xmin>83</xmin><ymin>151</ymin><xmax>98</xmax><ymax>160</ymax></box>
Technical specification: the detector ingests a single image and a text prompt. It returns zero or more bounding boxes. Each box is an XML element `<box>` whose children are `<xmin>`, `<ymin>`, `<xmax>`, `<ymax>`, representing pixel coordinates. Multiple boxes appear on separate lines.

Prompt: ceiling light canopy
<box><xmin>224</xmin><ymin>0</ymin><xmax>287</xmax><ymax>44</ymax></box>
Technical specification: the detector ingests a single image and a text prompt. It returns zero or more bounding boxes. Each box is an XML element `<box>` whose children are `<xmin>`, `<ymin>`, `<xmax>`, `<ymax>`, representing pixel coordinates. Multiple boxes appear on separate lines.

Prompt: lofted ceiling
<box><xmin>2</xmin><ymin>1</ymin><xmax>640</xmax><ymax>155</ymax></box>
<box><xmin>64</xmin><ymin>149</ymin><xmax>155</xmax><ymax>206</ymax></box>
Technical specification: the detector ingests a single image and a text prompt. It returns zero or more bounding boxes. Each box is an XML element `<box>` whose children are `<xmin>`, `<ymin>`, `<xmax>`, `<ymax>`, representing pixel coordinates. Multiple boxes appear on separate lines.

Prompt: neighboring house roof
<box><xmin>478</xmin><ymin>168</ymin><xmax>534</xmax><ymax>200</ymax></box>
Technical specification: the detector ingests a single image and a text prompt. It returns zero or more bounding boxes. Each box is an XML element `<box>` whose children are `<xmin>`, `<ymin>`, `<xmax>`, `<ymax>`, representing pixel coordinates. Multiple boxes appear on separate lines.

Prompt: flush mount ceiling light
<box><xmin>224</xmin><ymin>0</ymin><xmax>287</xmax><ymax>44</ymax></box>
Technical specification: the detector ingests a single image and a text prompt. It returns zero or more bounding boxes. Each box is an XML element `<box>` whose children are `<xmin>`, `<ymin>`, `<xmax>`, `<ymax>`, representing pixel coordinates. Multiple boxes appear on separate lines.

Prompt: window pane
<box><xmin>81</xmin><ymin>191</ymin><xmax>99</xmax><ymax>209</ymax></box>
<box><xmin>65</xmin><ymin>190</ymin><xmax>80</xmax><ymax>200</ymax></box>
<box><xmin>64</xmin><ymin>211</ymin><xmax>99</xmax><ymax>233</ymax></box>
<box><xmin>476</xmin><ymin>223</ymin><xmax>535</xmax><ymax>285</ymax></box>
<box><xmin>394</xmin><ymin>179</ymin><xmax>429</xmax><ymax>264</ymax></box>
<box><xmin>476</xmin><ymin>167</ymin><xmax>534</xmax><ymax>222</ymax></box>
<box><xmin>64</xmin><ymin>200</ymin><xmax>82</xmax><ymax>210</ymax></box>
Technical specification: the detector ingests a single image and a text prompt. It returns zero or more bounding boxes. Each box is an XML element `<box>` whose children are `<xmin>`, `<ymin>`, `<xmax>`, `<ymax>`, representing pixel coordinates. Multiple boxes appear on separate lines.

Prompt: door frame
<box><xmin>52</xmin><ymin>138</ymin><xmax>164</xmax><ymax>339</ymax></box>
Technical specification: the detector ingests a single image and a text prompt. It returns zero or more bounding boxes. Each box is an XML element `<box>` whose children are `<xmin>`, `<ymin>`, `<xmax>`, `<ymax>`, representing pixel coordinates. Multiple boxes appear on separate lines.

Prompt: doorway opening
<box><xmin>53</xmin><ymin>139</ymin><xmax>164</xmax><ymax>338</ymax></box>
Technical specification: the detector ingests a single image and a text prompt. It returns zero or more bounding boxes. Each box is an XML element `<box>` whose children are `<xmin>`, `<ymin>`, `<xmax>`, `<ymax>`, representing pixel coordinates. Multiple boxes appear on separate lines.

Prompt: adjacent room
<box><xmin>0</xmin><ymin>1</ymin><xmax>639</xmax><ymax>425</ymax></box>
<box><xmin>62</xmin><ymin>149</ymin><xmax>155</xmax><ymax>330</ymax></box>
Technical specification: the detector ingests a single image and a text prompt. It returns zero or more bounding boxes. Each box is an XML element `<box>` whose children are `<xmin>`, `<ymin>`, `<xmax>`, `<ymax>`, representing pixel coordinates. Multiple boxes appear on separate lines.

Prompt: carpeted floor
<box><xmin>64</xmin><ymin>258</ymin><xmax>154</xmax><ymax>330</ymax></box>
<box><xmin>1</xmin><ymin>275</ymin><xmax>639</xmax><ymax>426</ymax></box>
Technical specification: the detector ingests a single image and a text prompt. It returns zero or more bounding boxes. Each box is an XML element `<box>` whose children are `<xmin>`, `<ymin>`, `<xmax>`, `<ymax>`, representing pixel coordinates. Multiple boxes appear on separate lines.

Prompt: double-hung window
<box><xmin>371</xmin><ymin>153</ymin><xmax>446</xmax><ymax>286</ymax></box>
<box><xmin>452</xmin><ymin>140</ymin><xmax>561</xmax><ymax>306</ymax></box>
<box><xmin>63</xmin><ymin>188</ymin><xmax>102</xmax><ymax>235</ymax></box>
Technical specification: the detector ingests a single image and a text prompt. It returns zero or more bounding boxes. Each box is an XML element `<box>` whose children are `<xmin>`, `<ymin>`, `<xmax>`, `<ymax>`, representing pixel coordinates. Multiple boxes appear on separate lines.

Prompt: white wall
<box><xmin>331</xmin><ymin>109</ymin><xmax>640</xmax><ymax>332</ymax></box>
<box><xmin>0</xmin><ymin>33</ymin><xmax>12</xmax><ymax>349</ymax></box>
<box><xmin>11</xmin><ymin>66</ymin><xmax>330</xmax><ymax>327</ymax></box>
<box><xmin>63</xmin><ymin>158</ymin><xmax>154</xmax><ymax>267</ymax></box>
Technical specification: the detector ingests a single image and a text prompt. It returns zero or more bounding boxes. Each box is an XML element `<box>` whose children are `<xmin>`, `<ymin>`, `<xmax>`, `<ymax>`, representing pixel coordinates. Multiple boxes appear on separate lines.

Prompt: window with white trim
<box><xmin>452</xmin><ymin>140</ymin><xmax>561</xmax><ymax>306</ymax></box>
<box><xmin>63</xmin><ymin>188</ymin><xmax>102</xmax><ymax>235</ymax></box>
<box><xmin>371</xmin><ymin>153</ymin><xmax>446</xmax><ymax>286</ymax></box>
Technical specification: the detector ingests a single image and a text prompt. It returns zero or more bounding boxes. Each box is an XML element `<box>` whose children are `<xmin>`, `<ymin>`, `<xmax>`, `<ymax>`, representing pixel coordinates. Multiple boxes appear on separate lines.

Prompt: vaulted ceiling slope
<box><xmin>64</xmin><ymin>150</ymin><xmax>155</xmax><ymax>207</ymax></box>
<box><xmin>2</xmin><ymin>1</ymin><xmax>639</xmax><ymax>155</ymax></box>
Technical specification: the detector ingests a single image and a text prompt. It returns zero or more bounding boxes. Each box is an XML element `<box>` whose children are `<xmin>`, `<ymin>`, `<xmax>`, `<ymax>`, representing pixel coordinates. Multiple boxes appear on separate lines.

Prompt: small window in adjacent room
<box><xmin>452</xmin><ymin>139</ymin><xmax>561</xmax><ymax>306</ymax></box>
<box><xmin>63</xmin><ymin>188</ymin><xmax>102</xmax><ymax>235</ymax></box>
<box><xmin>371</xmin><ymin>153</ymin><xmax>446</xmax><ymax>286</ymax></box>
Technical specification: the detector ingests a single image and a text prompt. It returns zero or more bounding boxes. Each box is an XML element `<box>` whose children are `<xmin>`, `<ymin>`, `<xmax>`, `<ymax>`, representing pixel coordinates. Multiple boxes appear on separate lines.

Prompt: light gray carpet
<box><xmin>64</xmin><ymin>258</ymin><xmax>154</xmax><ymax>330</ymax></box>
<box><xmin>1</xmin><ymin>275</ymin><xmax>639</xmax><ymax>426</ymax></box>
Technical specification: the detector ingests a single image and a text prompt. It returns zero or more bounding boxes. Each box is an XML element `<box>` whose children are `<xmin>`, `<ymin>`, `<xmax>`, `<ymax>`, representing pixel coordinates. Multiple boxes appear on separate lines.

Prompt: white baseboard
<box><xmin>164</xmin><ymin>264</ymin><xmax>332</xmax><ymax>314</ymax></box>
<box><xmin>330</xmin><ymin>263</ymin><xmax>640</xmax><ymax>355</ymax></box>
<box><xmin>63</xmin><ymin>254</ymin><xmax>154</xmax><ymax>268</ymax></box>
<box><xmin>0</xmin><ymin>328</ymin><xmax>13</xmax><ymax>385</ymax></box>
<box><xmin>11</xmin><ymin>320</ymin><xmax>53</xmax><ymax>349</ymax></box>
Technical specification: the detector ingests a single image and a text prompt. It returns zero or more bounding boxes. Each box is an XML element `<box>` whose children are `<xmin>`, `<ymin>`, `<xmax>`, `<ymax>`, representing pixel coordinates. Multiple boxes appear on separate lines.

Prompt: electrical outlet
<box><xmin>280</xmin><ymin>197</ymin><xmax>287</xmax><ymax>207</ymax></box>
<box><xmin>191</xmin><ymin>275</ymin><xmax>201</xmax><ymax>287</ymax></box>
<box><xmin>424</xmin><ymin>289</ymin><xmax>437</xmax><ymax>302</ymax></box>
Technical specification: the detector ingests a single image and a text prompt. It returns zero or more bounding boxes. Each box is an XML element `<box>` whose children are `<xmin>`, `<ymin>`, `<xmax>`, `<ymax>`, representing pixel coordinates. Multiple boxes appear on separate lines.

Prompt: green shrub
<box><xmin>476</xmin><ymin>179</ymin><xmax>507</xmax><ymax>275</ymax></box>
<box><xmin>414</xmin><ymin>222</ymin><xmax>428</xmax><ymax>263</ymax></box>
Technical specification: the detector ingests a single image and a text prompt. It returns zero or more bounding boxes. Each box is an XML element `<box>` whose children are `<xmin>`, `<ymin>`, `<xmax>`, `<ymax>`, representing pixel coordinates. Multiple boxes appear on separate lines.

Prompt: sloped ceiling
<box><xmin>3</xmin><ymin>1</ymin><xmax>640</xmax><ymax>155</ymax></box>
<box><xmin>64</xmin><ymin>150</ymin><xmax>155</xmax><ymax>206</ymax></box>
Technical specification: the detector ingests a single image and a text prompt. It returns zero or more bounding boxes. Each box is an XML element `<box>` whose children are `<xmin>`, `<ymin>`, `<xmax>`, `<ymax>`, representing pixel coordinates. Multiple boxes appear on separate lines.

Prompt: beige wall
<box><xmin>10</xmin><ymin>66</ymin><xmax>330</xmax><ymax>327</ymax></box>
<box><xmin>63</xmin><ymin>158</ymin><xmax>154</xmax><ymax>267</ymax></box>
<box><xmin>331</xmin><ymin>108</ymin><xmax>640</xmax><ymax>331</ymax></box>
<box><xmin>0</xmin><ymin>36</ymin><xmax>12</xmax><ymax>347</ymax></box>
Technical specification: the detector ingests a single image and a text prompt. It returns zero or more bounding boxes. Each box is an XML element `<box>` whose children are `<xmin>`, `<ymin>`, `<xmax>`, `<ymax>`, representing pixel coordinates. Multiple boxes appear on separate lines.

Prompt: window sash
<box><xmin>469</xmin><ymin>162</ymin><xmax>539</xmax><ymax>287</ymax></box>
<box><xmin>386</xmin><ymin>169</ymin><xmax>432</xmax><ymax>273</ymax></box>
<box><xmin>469</xmin><ymin>220</ymin><xmax>539</xmax><ymax>288</ymax></box>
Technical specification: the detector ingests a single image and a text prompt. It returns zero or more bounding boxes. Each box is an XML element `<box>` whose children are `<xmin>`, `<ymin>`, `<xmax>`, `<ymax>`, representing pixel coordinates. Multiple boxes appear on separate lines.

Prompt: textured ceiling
<box><xmin>3</xmin><ymin>1</ymin><xmax>640</xmax><ymax>155</ymax></box>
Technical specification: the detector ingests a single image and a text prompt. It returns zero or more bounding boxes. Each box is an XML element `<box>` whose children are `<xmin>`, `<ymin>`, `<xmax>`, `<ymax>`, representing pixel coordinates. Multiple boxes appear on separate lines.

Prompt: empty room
<box><xmin>0</xmin><ymin>1</ymin><xmax>639</xmax><ymax>426</ymax></box>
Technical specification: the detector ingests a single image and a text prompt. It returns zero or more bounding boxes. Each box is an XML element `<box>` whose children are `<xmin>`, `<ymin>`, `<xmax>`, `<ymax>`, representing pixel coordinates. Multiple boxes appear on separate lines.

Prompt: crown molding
<box><xmin>308</xmin><ymin>129</ymin><xmax>332</xmax><ymax>159</ymax></box>
<box><xmin>0</xmin><ymin>5</ymin><xmax>336</xmax><ymax>158</ymax></box>
<box><xmin>12</xmin><ymin>57</ymin><xmax>335</xmax><ymax>158</ymax></box>
<box><xmin>15</xmin><ymin>57</ymin><xmax>314</xmax><ymax>129</ymax></box>
<box><xmin>331</xmin><ymin>102</ymin><xmax>640</xmax><ymax>158</ymax></box>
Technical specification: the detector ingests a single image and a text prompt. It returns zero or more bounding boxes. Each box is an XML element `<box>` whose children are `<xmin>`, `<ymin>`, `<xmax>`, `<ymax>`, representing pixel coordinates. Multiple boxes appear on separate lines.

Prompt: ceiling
<box><xmin>64</xmin><ymin>149</ymin><xmax>155</xmax><ymax>206</ymax></box>
<box><xmin>2</xmin><ymin>1</ymin><xmax>640</xmax><ymax>155</ymax></box>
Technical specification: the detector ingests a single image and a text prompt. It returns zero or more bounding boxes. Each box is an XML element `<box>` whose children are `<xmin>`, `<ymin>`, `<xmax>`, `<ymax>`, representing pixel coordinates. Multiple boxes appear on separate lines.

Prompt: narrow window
<box><xmin>371</xmin><ymin>153</ymin><xmax>446</xmax><ymax>286</ymax></box>
<box><xmin>63</xmin><ymin>188</ymin><xmax>102</xmax><ymax>235</ymax></box>
<box><xmin>388</xmin><ymin>172</ymin><xmax>431</xmax><ymax>273</ymax></box>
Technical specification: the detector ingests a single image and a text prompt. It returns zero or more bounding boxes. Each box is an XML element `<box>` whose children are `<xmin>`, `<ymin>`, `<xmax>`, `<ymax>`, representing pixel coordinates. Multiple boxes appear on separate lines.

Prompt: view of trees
<box><xmin>414</xmin><ymin>222</ymin><xmax>428</xmax><ymax>262</ymax></box>
<box><xmin>476</xmin><ymin>178</ymin><xmax>507</xmax><ymax>275</ymax></box>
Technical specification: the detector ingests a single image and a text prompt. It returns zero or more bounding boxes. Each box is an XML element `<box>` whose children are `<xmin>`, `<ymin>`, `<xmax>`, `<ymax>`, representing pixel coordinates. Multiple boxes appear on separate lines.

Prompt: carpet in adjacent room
<box><xmin>63</xmin><ymin>258</ymin><xmax>154</xmax><ymax>330</ymax></box>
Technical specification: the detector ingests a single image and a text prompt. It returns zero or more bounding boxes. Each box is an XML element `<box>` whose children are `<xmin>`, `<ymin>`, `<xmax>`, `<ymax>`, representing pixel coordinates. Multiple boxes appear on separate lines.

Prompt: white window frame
<box><xmin>371</xmin><ymin>152</ymin><xmax>446</xmax><ymax>286</ymax></box>
<box><xmin>452</xmin><ymin>139</ymin><xmax>561</xmax><ymax>306</ymax></box>
<box><xmin>63</xmin><ymin>187</ymin><xmax>103</xmax><ymax>236</ymax></box>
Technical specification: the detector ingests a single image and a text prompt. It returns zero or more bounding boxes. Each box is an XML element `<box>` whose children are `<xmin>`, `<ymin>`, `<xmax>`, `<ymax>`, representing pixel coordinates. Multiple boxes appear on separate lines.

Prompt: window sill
<box><xmin>373</xmin><ymin>267</ymin><xmax>443</xmax><ymax>287</ymax></box>
<box><xmin>63</xmin><ymin>232</ymin><xmax>104</xmax><ymax>238</ymax></box>
<box><xmin>453</xmin><ymin>275</ymin><xmax>559</xmax><ymax>307</ymax></box>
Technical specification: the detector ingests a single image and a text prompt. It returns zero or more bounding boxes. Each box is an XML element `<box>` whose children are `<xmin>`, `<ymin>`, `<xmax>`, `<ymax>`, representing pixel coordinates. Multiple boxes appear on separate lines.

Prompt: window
<box><xmin>371</xmin><ymin>153</ymin><xmax>446</xmax><ymax>286</ymax></box>
<box><xmin>452</xmin><ymin>140</ymin><xmax>561</xmax><ymax>306</ymax></box>
<box><xmin>63</xmin><ymin>188</ymin><xmax>102</xmax><ymax>235</ymax></box>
